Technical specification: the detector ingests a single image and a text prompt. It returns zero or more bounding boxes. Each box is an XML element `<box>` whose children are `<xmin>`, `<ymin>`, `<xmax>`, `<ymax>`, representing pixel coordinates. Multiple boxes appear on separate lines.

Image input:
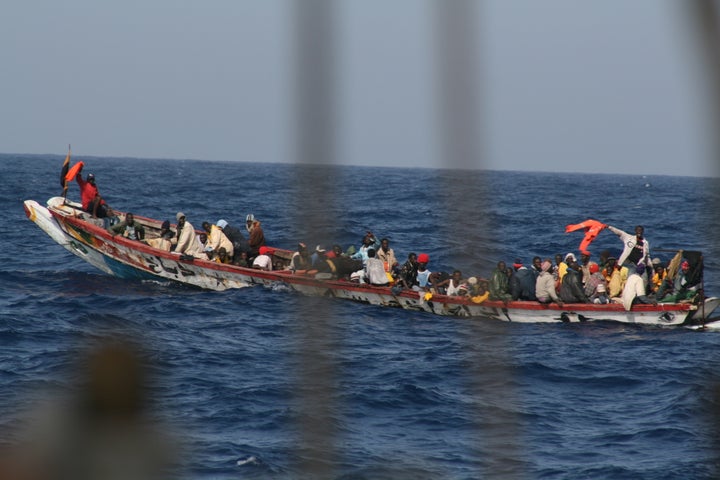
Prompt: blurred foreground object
<box><xmin>0</xmin><ymin>337</ymin><xmax>179</xmax><ymax>480</ymax></box>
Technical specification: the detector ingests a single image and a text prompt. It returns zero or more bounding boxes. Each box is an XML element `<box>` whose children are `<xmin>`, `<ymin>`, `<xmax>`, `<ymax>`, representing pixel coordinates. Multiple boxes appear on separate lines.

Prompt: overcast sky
<box><xmin>2</xmin><ymin>1</ymin><xmax>717</xmax><ymax>176</ymax></box>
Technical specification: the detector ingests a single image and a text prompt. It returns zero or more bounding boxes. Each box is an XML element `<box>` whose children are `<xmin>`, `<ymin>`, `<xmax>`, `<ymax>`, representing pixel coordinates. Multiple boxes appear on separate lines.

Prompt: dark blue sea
<box><xmin>3</xmin><ymin>154</ymin><xmax>720</xmax><ymax>479</ymax></box>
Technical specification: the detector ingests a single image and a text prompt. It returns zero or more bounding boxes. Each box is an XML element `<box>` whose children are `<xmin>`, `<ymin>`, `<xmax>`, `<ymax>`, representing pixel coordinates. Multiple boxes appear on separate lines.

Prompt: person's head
<box><xmin>199</xmin><ymin>233</ymin><xmax>207</xmax><ymax>244</ymax></box>
<box><xmin>87</xmin><ymin>173</ymin><xmax>95</xmax><ymax>184</ymax></box>
<box><xmin>497</xmin><ymin>260</ymin><xmax>506</xmax><ymax>272</ymax></box>
<box><xmin>216</xmin><ymin>219</ymin><xmax>228</xmax><ymax>230</ymax></box>
<box><xmin>606</xmin><ymin>257</ymin><xmax>617</xmax><ymax>270</ymax></box>
<box><xmin>589</xmin><ymin>263</ymin><xmax>599</xmax><ymax>274</ymax></box>
<box><xmin>176</xmin><ymin>212</ymin><xmax>186</xmax><ymax>225</ymax></box>
<box><xmin>564</xmin><ymin>253</ymin><xmax>576</xmax><ymax>264</ymax></box>
<box><xmin>580</xmin><ymin>252</ymin><xmax>591</xmax><ymax>264</ymax></box>
<box><xmin>125</xmin><ymin>213</ymin><xmax>134</xmax><ymax>224</ymax></box>
<box><xmin>417</xmin><ymin>253</ymin><xmax>429</xmax><ymax>266</ymax></box>
<box><xmin>362</xmin><ymin>235</ymin><xmax>373</xmax><ymax>246</ymax></box>
<box><xmin>635</xmin><ymin>263</ymin><xmax>646</xmax><ymax>276</ymax></box>
<box><xmin>600</xmin><ymin>250</ymin><xmax>610</xmax><ymax>262</ymax></box>
<box><xmin>161</xmin><ymin>220</ymin><xmax>170</xmax><ymax>232</ymax></box>
<box><xmin>202</xmin><ymin>222</ymin><xmax>211</xmax><ymax>233</ymax></box>
<box><xmin>332</xmin><ymin>244</ymin><xmax>343</xmax><ymax>256</ymax></box>
<box><xmin>541</xmin><ymin>259</ymin><xmax>552</xmax><ymax>272</ymax></box>
<box><xmin>408</xmin><ymin>252</ymin><xmax>417</xmax><ymax>264</ymax></box>
<box><xmin>681</xmin><ymin>260</ymin><xmax>690</xmax><ymax>272</ymax></box>
<box><xmin>555</xmin><ymin>254</ymin><xmax>563</xmax><ymax>265</ymax></box>
<box><xmin>367</xmin><ymin>248</ymin><xmax>376</xmax><ymax>258</ymax></box>
<box><xmin>246</xmin><ymin>213</ymin><xmax>255</xmax><ymax>228</ymax></box>
<box><xmin>218</xmin><ymin>247</ymin><xmax>228</xmax><ymax>262</ymax></box>
<box><xmin>452</xmin><ymin>270</ymin><xmax>462</xmax><ymax>281</ymax></box>
<box><xmin>532</xmin><ymin>256</ymin><xmax>542</xmax><ymax>270</ymax></box>
<box><xmin>635</xmin><ymin>225</ymin><xmax>644</xmax><ymax>239</ymax></box>
<box><xmin>380</xmin><ymin>238</ymin><xmax>390</xmax><ymax>251</ymax></box>
<box><xmin>512</xmin><ymin>259</ymin><xmax>523</xmax><ymax>271</ymax></box>
<box><xmin>298</xmin><ymin>242</ymin><xmax>308</xmax><ymax>253</ymax></box>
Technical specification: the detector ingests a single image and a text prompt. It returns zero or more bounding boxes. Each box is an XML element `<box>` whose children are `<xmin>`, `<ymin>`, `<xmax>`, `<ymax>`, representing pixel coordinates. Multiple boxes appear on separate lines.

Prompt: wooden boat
<box><xmin>24</xmin><ymin>196</ymin><xmax>720</xmax><ymax>326</ymax></box>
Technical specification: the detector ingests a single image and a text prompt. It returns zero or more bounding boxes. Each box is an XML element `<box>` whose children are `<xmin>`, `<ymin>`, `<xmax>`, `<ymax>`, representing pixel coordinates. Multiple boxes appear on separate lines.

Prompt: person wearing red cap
<box><xmin>415</xmin><ymin>253</ymin><xmax>432</xmax><ymax>290</ymax></box>
<box><xmin>252</xmin><ymin>245</ymin><xmax>273</xmax><ymax>271</ymax></box>
<box><xmin>583</xmin><ymin>262</ymin><xmax>607</xmax><ymax>298</ymax></box>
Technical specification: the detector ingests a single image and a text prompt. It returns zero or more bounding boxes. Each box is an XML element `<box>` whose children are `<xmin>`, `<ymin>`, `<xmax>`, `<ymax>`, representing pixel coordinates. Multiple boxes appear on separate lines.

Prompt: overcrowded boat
<box><xmin>24</xmin><ymin>194</ymin><xmax>720</xmax><ymax>327</ymax></box>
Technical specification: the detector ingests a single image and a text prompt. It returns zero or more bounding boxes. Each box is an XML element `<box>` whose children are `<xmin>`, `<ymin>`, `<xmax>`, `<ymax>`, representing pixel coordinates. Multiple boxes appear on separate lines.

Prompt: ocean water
<box><xmin>3</xmin><ymin>154</ymin><xmax>720</xmax><ymax>479</ymax></box>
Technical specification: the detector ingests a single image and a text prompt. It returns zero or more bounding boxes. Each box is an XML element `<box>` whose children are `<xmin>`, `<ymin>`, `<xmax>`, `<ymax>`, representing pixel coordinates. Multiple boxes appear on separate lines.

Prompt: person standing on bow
<box><xmin>76</xmin><ymin>171</ymin><xmax>112</xmax><ymax>218</ymax></box>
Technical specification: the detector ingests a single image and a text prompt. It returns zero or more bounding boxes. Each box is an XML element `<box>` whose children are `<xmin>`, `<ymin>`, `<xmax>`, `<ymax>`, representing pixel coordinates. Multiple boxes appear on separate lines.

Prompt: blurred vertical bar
<box><xmin>687</xmin><ymin>0</ymin><xmax>720</xmax><ymax>175</ymax></box>
<box><xmin>291</xmin><ymin>0</ymin><xmax>339</xmax><ymax>477</ymax></box>
<box><xmin>686</xmin><ymin>1</ymin><xmax>720</xmax><ymax>475</ymax></box>
<box><xmin>433</xmin><ymin>1</ymin><xmax>524</xmax><ymax>478</ymax></box>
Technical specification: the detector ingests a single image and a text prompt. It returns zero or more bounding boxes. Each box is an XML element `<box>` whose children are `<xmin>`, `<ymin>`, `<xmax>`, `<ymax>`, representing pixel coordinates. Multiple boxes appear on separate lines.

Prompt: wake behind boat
<box><xmin>24</xmin><ymin>194</ymin><xmax>720</xmax><ymax>326</ymax></box>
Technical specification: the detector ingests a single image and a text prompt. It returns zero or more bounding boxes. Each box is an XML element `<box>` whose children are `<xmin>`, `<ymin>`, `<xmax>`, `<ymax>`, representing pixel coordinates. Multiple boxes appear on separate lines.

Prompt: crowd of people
<box><xmin>75</xmin><ymin>170</ymin><xmax>703</xmax><ymax>308</ymax></box>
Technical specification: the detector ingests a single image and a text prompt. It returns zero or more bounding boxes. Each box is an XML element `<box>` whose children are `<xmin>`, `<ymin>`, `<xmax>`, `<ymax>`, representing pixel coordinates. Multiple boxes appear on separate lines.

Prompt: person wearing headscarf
<box><xmin>559</xmin><ymin>260</ymin><xmax>589</xmax><ymax>304</ymax></box>
<box><xmin>536</xmin><ymin>259</ymin><xmax>564</xmax><ymax>306</ymax></box>
<box><xmin>174</xmin><ymin>212</ymin><xmax>204</xmax><ymax>257</ymax></box>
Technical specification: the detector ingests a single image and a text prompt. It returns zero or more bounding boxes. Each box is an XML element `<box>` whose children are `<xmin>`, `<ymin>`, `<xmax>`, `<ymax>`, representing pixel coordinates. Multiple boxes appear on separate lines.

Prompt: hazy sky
<box><xmin>2</xmin><ymin>1</ymin><xmax>717</xmax><ymax>176</ymax></box>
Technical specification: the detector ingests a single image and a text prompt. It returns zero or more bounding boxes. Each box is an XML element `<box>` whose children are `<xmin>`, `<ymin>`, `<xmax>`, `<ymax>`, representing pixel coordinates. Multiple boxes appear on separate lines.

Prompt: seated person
<box><xmin>235</xmin><ymin>251</ymin><xmax>249</xmax><ymax>267</ymax></box>
<box><xmin>489</xmin><ymin>261</ymin><xmax>512</xmax><ymax>302</ymax></box>
<box><xmin>108</xmin><ymin>212</ymin><xmax>145</xmax><ymax>241</ymax></box>
<box><xmin>535</xmin><ymin>259</ymin><xmax>563</xmax><ymax>306</ymax></box>
<box><xmin>144</xmin><ymin>220</ymin><xmax>174</xmax><ymax>251</ymax></box>
<box><xmin>441</xmin><ymin>270</ymin><xmax>469</xmax><ymax>296</ymax></box>
<box><xmin>364</xmin><ymin>248</ymin><xmax>389</xmax><ymax>286</ymax></box>
<box><xmin>289</xmin><ymin>243</ymin><xmax>312</xmax><ymax>271</ymax></box>
<box><xmin>559</xmin><ymin>261</ymin><xmax>589</xmax><ymax>303</ymax></box>
<box><xmin>252</xmin><ymin>246</ymin><xmax>273</xmax><ymax>271</ymax></box>
<box><xmin>620</xmin><ymin>263</ymin><xmax>656</xmax><ymax>310</ymax></box>
<box><xmin>657</xmin><ymin>260</ymin><xmax>699</xmax><ymax>303</ymax></box>
<box><xmin>509</xmin><ymin>259</ymin><xmax>536</xmax><ymax>300</ymax></box>
<box><xmin>214</xmin><ymin>247</ymin><xmax>231</xmax><ymax>264</ymax></box>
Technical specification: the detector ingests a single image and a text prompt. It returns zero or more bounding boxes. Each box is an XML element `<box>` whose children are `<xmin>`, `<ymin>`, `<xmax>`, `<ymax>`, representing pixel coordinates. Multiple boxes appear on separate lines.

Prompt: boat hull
<box><xmin>24</xmin><ymin>197</ymin><xmax>718</xmax><ymax>325</ymax></box>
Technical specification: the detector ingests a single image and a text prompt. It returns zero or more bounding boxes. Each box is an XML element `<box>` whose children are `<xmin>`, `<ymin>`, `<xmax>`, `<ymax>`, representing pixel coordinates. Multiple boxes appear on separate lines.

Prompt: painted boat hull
<box><xmin>24</xmin><ymin>197</ymin><xmax>718</xmax><ymax>325</ymax></box>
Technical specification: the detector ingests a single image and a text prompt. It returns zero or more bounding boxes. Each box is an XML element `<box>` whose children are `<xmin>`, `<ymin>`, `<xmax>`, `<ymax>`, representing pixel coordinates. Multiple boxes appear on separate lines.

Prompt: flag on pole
<box><xmin>60</xmin><ymin>145</ymin><xmax>71</xmax><ymax>189</ymax></box>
